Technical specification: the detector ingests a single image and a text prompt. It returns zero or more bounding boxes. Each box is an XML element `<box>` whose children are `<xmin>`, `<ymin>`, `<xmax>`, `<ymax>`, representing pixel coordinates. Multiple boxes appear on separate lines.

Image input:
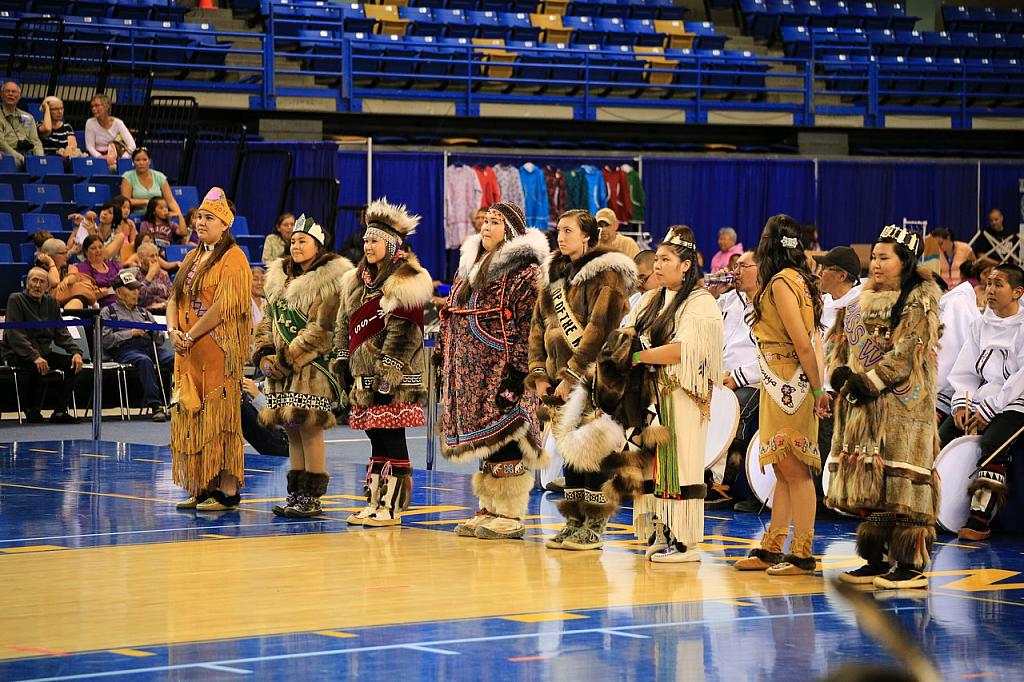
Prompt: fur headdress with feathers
<box><xmin>364</xmin><ymin>198</ymin><xmax>420</xmax><ymax>242</ymax></box>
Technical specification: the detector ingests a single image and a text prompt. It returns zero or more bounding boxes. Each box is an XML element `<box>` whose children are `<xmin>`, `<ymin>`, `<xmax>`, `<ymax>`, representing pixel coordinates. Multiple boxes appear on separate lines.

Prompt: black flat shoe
<box><xmin>196</xmin><ymin>490</ymin><xmax>241</xmax><ymax>511</ymax></box>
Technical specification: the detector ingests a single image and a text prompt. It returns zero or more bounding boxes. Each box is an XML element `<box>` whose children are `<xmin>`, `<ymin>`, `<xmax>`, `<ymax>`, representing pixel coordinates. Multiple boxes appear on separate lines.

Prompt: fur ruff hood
<box><xmin>344</xmin><ymin>253</ymin><xmax>434</xmax><ymax>313</ymax></box>
<box><xmin>264</xmin><ymin>254</ymin><xmax>354</xmax><ymax>311</ymax></box>
<box><xmin>857</xmin><ymin>268</ymin><xmax>941</xmax><ymax>324</ymax></box>
<box><xmin>538</xmin><ymin>248</ymin><xmax>638</xmax><ymax>292</ymax></box>
<box><xmin>457</xmin><ymin>228</ymin><xmax>549</xmax><ymax>286</ymax></box>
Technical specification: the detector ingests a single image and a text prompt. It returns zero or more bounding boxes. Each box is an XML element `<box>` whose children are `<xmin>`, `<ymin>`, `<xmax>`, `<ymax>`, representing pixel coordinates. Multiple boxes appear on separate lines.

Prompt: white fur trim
<box><xmin>571</xmin><ymin>250</ymin><xmax>638</xmax><ymax>289</ymax></box>
<box><xmin>552</xmin><ymin>384</ymin><xmax>625</xmax><ymax>473</ymax></box>
<box><xmin>365</xmin><ymin>197</ymin><xmax>420</xmax><ymax>237</ymax></box>
<box><xmin>458</xmin><ymin>228</ymin><xmax>549</xmax><ymax>284</ymax></box>
<box><xmin>263</xmin><ymin>256</ymin><xmax>354</xmax><ymax>311</ymax></box>
<box><xmin>441</xmin><ymin>421</ymin><xmax>549</xmax><ymax>469</ymax></box>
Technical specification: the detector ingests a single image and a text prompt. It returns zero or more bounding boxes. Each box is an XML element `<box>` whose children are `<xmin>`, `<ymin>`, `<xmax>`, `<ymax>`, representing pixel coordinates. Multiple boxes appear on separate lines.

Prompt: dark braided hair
<box><xmin>749</xmin><ymin>214</ymin><xmax>823</xmax><ymax>330</ymax></box>
<box><xmin>634</xmin><ymin>225</ymin><xmax>701</xmax><ymax>347</ymax></box>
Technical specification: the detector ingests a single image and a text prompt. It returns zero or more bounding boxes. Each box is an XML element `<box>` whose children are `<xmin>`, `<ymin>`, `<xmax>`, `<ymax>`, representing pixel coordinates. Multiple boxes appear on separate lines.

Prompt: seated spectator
<box><xmin>124</xmin><ymin>232</ymin><xmax>180</xmax><ymax>271</ymax></box>
<box><xmin>100</xmin><ymin>269</ymin><xmax>174</xmax><ymax>422</ymax></box>
<box><xmin>69</xmin><ymin>200</ymin><xmax>136</xmax><ymax>263</ymax></box>
<box><xmin>814</xmin><ymin>246</ymin><xmax>863</xmax><ymax>333</ymax></box>
<box><xmin>0</xmin><ymin>267</ymin><xmax>84</xmax><ymax>423</ymax></box>
<box><xmin>261</xmin><ymin>212</ymin><xmax>295</xmax><ymax>262</ymax></box>
<box><xmin>595</xmin><ymin>207</ymin><xmax>639</xmax><ymax>258</ymax></box>
<box><xmin>183</xmin><ymin>207</ymin><xmax>200</xmax><ymax>245</ymax></box>
<box><xmin>134</xmin><ymin>242</ymin><xmax>173</xmax><ymax>311</ymax></box>
<box><xmin>241</xmin><ymin>377</ymin><xmax>289</xmax><ymax>457</ymax></box>
<box><xmin>85</xmin><ymin>93</ymin><xmax>135</xmax><ymax>170</ymax></box>
<box><xmin>626</xmin><ymin>249</ymin><xmax>657</xmax><ymax>313</ymax></box>
<box><xmin>710</xmin><ymin>227</ymin><xmax>743</xmax><ymax>273</ymax></box>
<box><xmin>975</xmin><ymin>208</ymin><xmax>1019</xmax><ymax>267</ymax></box>
<box><xmin>121</xmin><ymin>148</ymin><xmax>185</xmax><ymax>226</ymax></box>
<box><xmin>0</xmin><ymin>81</ymin><xmax>43</xmax><ymax>168</ymax></box>
<box><xmin>37</xmin><ymin>96</ymin><xmax>83</xmax><ymax>159</ymax></box>
<box><xmin>138</xmin><ymin>196</ymin><xmax>188</xmax><ymax>247</ymax></box>
<box><xmin>36</xmin><ymin>237</ymin><xmax>97</xmax><ymax>310</ymax></box>
<box><xmin>70</xmin><ymin>234</ymin><xmax>121</xmax><ymax>306</ymax></box>
<box><xmin>31</xmin><ymin>229</ymin><xmax>54</xmax><ymax>250</ymax></box>
<box><xmin>931</xmin><ymin>227</ymin><xmax>975</xmax><ymax>289</ymax></box>
<box><xmin>251</xmin><ymin>265</ymin><xmax>266</xmax><ymax>328</ymax></box>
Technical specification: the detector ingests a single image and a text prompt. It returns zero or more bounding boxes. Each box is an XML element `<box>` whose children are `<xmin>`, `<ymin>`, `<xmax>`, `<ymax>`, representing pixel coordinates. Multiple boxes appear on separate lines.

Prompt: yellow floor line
<box><xmin>108</xmin><ymin>648</ymin><xmax>155</xmax><ymax>657</ymax></box>
<box><xmin>81</xmin><ymin>454</ymin><xmax>110</xmax><ymax>459</ymax></box>
<box><xmin>502</xmin><ymin>612</ymin><xmax>589</xmax><ymax>623</ymax></box>
<box><xmin>314</xmin><ymin>630</ymin><xmax>358</xmax><ymax>639</ymax></box>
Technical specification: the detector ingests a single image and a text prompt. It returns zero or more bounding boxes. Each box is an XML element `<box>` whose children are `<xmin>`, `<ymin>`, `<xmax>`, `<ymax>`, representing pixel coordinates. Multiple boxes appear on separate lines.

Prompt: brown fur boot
<box><xmin>735</xmin><ymin>526</ymin><xmax>789</xmax><ymax>570</ymax></box>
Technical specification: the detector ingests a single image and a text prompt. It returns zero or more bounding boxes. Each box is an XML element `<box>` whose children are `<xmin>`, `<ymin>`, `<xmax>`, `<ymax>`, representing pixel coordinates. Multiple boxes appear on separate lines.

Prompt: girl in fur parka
<box><xmin>527</xmin><ymin>209</ymin><xmax>638</xmax><ymax>551</ymax></box>
<box><xmin>333</xmin><ymin>199</ymin><xmax>434</xmax><ymax>527</ymax></box>
<box><xmin>440</xmin><ymin>202</ymin><xmax>549</xmax><ymax>540</ymax></box>
<box><xmin>827</xmin><ymin>225</ymin><xmax>943</xmax><ymax>590</ymax></box>
<box><xmin>253</xmin><ymin>215</ymin><xmax>353</xmax><ymax>517</ymax></box>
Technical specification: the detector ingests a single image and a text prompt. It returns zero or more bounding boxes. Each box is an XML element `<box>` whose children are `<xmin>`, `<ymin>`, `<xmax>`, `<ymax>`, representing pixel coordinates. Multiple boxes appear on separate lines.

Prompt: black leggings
<box><xmin>939</xmin><ymin>410</ymin><xmax>1024</xmax><ymax>466</ymax></box>
<box><xmin>564</xmin><ymin>464</ymin><xmax>607</xmax><ymax>492</ymax></box>
<box><xmin>366</xmin><ymin>428</ymin><xmax>409</xmax><ymax>461</ymax></box>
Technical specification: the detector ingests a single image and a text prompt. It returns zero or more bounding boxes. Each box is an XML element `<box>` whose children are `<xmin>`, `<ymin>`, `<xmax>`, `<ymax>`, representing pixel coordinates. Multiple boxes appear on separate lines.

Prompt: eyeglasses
<box><xmin>735</xmin><ymin>263</ymin><xmax>757</xmax><ymax>271</ymax></box>
<box><xmin>638</xmin><ymin>272</ymin><xmax>653</xmax><ymax>285</ymax></box>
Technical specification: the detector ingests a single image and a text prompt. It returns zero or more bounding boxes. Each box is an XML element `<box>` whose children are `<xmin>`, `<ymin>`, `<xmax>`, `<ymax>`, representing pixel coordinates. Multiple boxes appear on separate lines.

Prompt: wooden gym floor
<box><xmin>1</xmin><ymin>436</ymin><xmax>1024</xmax><ymax>681</ymax></box>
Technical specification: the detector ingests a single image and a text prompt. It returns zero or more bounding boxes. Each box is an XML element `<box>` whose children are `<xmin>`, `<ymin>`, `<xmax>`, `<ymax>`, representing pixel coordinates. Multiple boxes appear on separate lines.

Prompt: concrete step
<box><xmin>272</xmin><ymin>96</ymin><xmax>338</xmax><ymax>114</ymax></box>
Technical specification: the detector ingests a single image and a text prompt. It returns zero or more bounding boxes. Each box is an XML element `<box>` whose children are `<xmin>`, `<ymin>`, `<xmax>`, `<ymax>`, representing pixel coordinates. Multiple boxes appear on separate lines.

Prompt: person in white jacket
<box><xmin>940</xmin><ymin>263</ymin><xmax>1024</xmax><ymax>541</ymax></box>
<box><xmin>937</xmin><ymin>275</ymin><xmax>983</xmax><ymax>417</ymax></box>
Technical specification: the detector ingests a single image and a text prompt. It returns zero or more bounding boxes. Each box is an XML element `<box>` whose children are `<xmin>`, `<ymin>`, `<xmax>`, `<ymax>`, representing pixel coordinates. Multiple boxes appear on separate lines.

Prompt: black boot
<box><xmin>286</xmin><ymin>472</ymin><xmax>330</xmax><ymax>518</ymax></box>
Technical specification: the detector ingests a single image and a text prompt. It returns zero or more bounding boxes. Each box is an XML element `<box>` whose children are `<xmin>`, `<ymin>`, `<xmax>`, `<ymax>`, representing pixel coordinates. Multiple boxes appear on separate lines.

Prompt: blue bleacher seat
<box><xmin>74</xmin><ymin>182</ymin><xmax>113</xmax><ymax>209</ymax></box>
<box><xmin>20</xmin><ymin>242</ymin><xmax>36</xmax><ymax>263</ymax></box>
<box><xmin>687</xmin><ymin>21</ymin><xmax>728</xmax><ymax>50</ymax></box>
<box><xmin>231</xmin><ymin>215</ymin><xmax>249</xmax><ymax>236</ymax></box>
<box><xmin>24</xmin><ymin>156</ymin><xmax>68</xmax><ymax>180</ymax></box>
<box><xmin>23</xmin><ymin>183</ymin><xmax>64</xmax><ymax>208</ymax></box>
<box><xmin>117</xmin><ymin>158</ymin><xmax>134</xmax><ymax>175</ymax></box>
<box><xmin>0</xmin><ymin>183</ymin><xmax>29</xmax><ymax>222</ymax></box>
<box><xmin>0</xmin><ymin>212</ymin><xmax>12</xmax><ymax>230</ymax></box>
<box><xmin>0</xmin><ymin>156</ymin><xmax>17</xmax><ymax>173</ymax></box>
<box><xmin>468</xmin><ymin>11</ymin><xmax>509</xmax><ymax>40</ymax></box>
<box><xmin>71</xmin><ymin>157</ymin><xmax>110</xmax><ymax>179</ymax></box>
<box><xmin>501</xmin><ymin>12</ymin><xmax>542</xmax><ymax>43</ymax></box>
<box><xmin>171</xmin><ymin>186</ymin><xmax>200</xmax><ymax>213</ymax></box>
<box><xmin>563</xmin><ymin>15</ymin><xmax>605</xmax><ymax>45</ymax></box>
<box><xmin>238</xmin><ymin>244</ymin><xmax>252</xmax><ymax>261</ymax></box>
<box><xmin>0</xmin><ymin>242</ymin><xmax>12</xmax><ymax>263</ymax></box>
<box><xmin>625</xmin><ymin>19</ymin><xmax>665</xmax><ymax>48</ymax></box>
<box><xmin>20</xmin><ymin>213</ymin><xmax>64</xmax><ymax>233</ymax></box>
<box><xmin>164</xmin><ymin>244</ymin><xmax>192</xmax><ymax>262</ymax></box>
<box><xmin>339</xmin><ymin>3</ymin><xmax>375</xmax><ymax>34</ymax></box>
<box><xmin>437</xmin><ymin>9</ymin><xmax>476</xmax><ymax>40</ymax></box>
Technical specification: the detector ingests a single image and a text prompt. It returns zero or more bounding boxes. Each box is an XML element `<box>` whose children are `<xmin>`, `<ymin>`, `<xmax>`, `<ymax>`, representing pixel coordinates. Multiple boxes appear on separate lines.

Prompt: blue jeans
<box><xmin>110</xmin><ymin>339</ymin><xmax>174</xmax><ymax>408</ymax></box>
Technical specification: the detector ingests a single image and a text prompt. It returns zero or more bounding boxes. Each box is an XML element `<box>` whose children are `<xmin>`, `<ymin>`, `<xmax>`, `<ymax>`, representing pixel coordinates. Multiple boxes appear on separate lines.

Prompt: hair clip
<box><xmin>780</xmin><ymin>236</ymin><xmax>799</xmax><ymax>249</ymax></box>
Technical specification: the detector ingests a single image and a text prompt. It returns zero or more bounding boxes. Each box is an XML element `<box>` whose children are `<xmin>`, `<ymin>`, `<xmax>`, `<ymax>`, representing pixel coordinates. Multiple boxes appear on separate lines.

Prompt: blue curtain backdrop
<box><xmin>642</xmin><ymin>158</ymin><xmax>817</xmax><ymax>263</ymax></box>
<box><xmin>816</xmin><ymin>161</ymin><xmax>980</xmax><ymax>247</ymax></box>
<box><xmin>160</xmin><ymin>143</ymin><xmax>1019</xmax><ymax>281</ymax></box>
<box><xmin>980</xmin><ymin>163</ymin><xmax>1024</xmax><ymax>229</ymax></box>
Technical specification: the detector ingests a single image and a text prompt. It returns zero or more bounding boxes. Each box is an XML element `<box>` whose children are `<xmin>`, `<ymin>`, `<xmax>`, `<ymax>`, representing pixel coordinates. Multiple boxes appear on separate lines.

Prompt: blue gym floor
<box><xmin>2</xmin><ymin>436</ymin><xmax>1024</xmax><ymax>681</ymax></box>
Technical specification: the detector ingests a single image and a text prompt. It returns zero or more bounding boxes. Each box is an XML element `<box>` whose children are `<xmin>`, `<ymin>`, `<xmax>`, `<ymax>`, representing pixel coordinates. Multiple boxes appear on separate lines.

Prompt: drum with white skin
<box><xmin>704</xmin><ymin>386</ymin><xmax>740</xmax><ymax>470</ymax></box>
<box><xmin>745</xmin><ymin>430</ymin><xmax>776</xmax><ymax>508</ymax></box>
<box><xmin>935</xmin><ymin>435</ymin><xmax>985</xmax><ymax>533</ymax></box>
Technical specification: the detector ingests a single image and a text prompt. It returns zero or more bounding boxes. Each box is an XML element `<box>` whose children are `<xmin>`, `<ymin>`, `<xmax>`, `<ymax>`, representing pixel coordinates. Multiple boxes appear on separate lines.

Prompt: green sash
<box><xmin>273</xmin><ymin>298</ymin><xmax>344</xmax><ymax>407</ymax></box>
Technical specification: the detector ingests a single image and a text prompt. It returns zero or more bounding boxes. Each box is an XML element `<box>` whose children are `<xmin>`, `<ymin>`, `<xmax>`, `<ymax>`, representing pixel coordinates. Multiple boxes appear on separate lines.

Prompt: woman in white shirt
<box><xmin>84</xmin><ymin>94</ymin><xmax>136</xmax><ymax>170</ymax></box>
<box><xmin>940</xmin><ymin>263</ymin><xmax>1024</xmax><ymax>541</ymax></box>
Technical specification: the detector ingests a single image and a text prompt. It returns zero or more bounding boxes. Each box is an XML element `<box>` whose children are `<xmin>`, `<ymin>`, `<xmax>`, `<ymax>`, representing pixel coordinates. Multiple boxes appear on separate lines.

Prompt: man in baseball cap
<box><xmin>100</xmin><ymin>268</ymin><xmax>174</xmax><ymax>421</ymax></box>
<box><xmin>813</xmin><ymin>246</ymin><xmax>862</xmax><ymax>284</ymax></box>
<box><xmin>595</xmin><ymin>207</ymin><xmax>639</xmax><ymax>257</ymax></box>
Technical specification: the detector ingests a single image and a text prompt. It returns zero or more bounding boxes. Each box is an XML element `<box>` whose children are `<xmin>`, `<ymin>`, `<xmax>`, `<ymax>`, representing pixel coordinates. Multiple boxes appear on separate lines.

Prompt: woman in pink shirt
<box><xmin>710</xmin><ymin>227</ymin><xmax>744</xmax><ymax>274</ymax></box>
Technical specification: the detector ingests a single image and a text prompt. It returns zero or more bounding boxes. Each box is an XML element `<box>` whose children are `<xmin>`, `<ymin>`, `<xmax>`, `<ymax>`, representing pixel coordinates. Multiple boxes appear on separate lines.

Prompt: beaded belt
<box><xmin>759</xmin><ymin>350</ymin><xmax>798</xmax><ymax>362</ymax></box>
<box><xmin>355</xmin><ymin>375</ymin><xmax>423</xmax><ymax>390</ymax></box>
<box><xmin>482</xmin><ymin>460</ymin><xmax>526</xmax><ymax>477</ymax></box>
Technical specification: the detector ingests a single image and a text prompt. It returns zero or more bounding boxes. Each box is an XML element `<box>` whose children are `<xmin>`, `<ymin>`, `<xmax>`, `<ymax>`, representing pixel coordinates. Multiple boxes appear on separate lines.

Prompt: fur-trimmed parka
<box><xmin>825</xmin><ymin>270</ymin><xmax>943</xmax><ymax>521</ymax></box>
<box><xmin>333</xmin><ymin>253</ymin><xmax>434</xmax><ymax>423</ymax></box>
<box><xmin>527</xmin><ymin>248</ymin><xmax>638</xmax><ymax>391</ymax></box>
<box><xmin>253</xmin><ymin>253</ymin><xmax>354</xmax><ymax>429</ymax></box>
<box><xmin>440</xmin><ymin>229</ymin><xmax>549</xmax><ymax>465</ymax></box>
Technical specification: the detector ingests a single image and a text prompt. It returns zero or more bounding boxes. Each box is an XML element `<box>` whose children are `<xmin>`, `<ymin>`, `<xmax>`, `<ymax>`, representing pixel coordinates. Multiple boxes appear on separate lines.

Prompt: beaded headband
<box><xmin>878</xmin><ymin>224</ymin><xmax>921</xmax><ymax>255</ymax></box>
<box><xmin>365</xmin><ymin>222</ymin><xmax>402</xmax><ymax>259</ymax></box>
<box><xmin>292</xmin><ymin>214</ymin><xmax>326</xmax><ymax>246</ymax></box>
<box><xmin>663</xmin><ymin>232</ymin><xmax>696</xmax><ymax>252</ymax></box>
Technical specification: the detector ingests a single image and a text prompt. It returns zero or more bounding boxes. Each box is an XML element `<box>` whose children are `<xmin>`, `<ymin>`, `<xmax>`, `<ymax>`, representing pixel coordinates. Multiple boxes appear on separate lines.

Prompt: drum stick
<box><xmin>971</xmin><ymin>422</ymin><xmax>1024</xmax><ymax>476</ymax></box>
<box><xmin>965</xmin><ymin>391</ymin><xmax>974</xmax><ymax>436</ymax></box>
